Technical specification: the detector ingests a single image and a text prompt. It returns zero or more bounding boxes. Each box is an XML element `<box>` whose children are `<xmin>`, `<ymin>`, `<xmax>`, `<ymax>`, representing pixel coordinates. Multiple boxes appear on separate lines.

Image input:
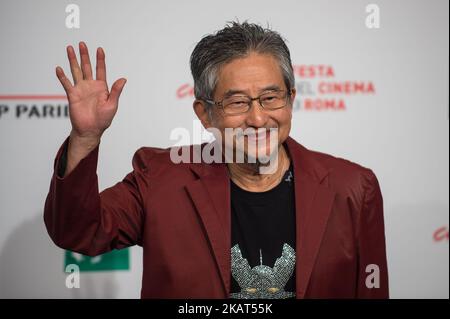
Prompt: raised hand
<box><xmin>56</xmin><ymin>41</ymin><xmax>126</xmax><ymax>141</ymax></box>
<box><xmin>55</xmin><ymin>42</ymin><xmax>127</xmax><ymax>177</ymax></box>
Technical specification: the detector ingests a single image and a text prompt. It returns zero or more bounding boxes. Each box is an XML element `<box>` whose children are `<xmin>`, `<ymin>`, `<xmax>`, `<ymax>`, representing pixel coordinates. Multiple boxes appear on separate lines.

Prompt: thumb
<box><xmin>109</xmin><ymin>78</ymin><xmax>127</xmax><ymax>104</ymax></box>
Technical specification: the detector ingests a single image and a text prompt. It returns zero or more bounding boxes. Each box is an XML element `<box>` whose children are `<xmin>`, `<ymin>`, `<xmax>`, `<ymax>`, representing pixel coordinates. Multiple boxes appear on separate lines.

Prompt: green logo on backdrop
<box><xmin>64</xmin><ymin>249</ymin><xmax>129</xmax><ymax>272</ymax></box>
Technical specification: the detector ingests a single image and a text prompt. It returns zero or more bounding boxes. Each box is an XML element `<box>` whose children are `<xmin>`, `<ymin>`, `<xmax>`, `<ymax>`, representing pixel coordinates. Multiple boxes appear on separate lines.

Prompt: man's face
<box><xmin>194</xmin><ymin>52</ymin><xmax>296</xmax><ymax>164</ymax></box>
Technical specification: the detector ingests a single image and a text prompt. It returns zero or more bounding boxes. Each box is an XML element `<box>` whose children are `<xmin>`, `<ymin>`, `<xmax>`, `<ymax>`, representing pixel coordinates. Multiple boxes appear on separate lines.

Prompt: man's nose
<box><xmin>245</xmin><ymin>99</ymin><xmax>269</xmax><ymax>127</ymax></box>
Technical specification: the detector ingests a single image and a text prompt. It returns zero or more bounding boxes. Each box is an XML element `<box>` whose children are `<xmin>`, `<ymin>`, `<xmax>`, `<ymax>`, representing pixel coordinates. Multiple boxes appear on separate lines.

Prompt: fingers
<box><xmin>67</xmin><ymin>45</ymin><xmax>83</xmax><ymax>84</ymax></box>
<box><xmin>109</xmin><ymin>78</ymin><xmax>127</xmax><ymax>104</ymax></box>
<box><xmin>79</xmin><ymin>41</ymin><xmax>93</xmax><ymax>80</ymax></box>
<box><xmin>96</xmin><ymin>47</ymin><xmax>107</xmax><ymax>84</ymax></box>
<box><xmin>55</xmin><ymin>66</ymin><xmax>73</xmax><ymax>94</ymax></box>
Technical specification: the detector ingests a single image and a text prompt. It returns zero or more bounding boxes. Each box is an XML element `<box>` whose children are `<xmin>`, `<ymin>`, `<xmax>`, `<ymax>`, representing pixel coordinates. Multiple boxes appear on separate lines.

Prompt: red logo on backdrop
<box><xmin>175</xmin><ymin>64</ymin><xmax>376</xmax><ymax>112</ymax></box>
<box><xmin>176</xmin><ymin>84</ymin><xmax>194</xmax><ymax>99</ymax></box>
<box><xmin>433</xmin><ymin>226</ymin><xmax>449</xmax><ymax>242</ymax></box>
<box><xmin>293</xmin><ymin>65</ymin><xmax>375</xmax><ymax>111</ymax></box>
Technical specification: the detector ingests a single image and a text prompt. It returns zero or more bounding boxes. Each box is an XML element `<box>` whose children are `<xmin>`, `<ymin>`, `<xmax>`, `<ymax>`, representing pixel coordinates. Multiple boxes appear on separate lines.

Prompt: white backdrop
<box><xmin>0</xmin><ymin>0</ymin><xmax>448</xmax><ymax>298</ymax></box>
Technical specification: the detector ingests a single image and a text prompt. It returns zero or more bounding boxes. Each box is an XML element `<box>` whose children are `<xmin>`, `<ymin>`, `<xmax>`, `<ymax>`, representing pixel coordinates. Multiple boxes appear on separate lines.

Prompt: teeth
<box><xmin>236</xmin><ymin>128</ymin><xmax>277</xmax><ymax>138</ymax></box>
<box><xmin>245</xmin><ymin>129</ymin><xmax>267</xmax><ymax>137</ymax></box>
<box><xmin>247</xmin><ymin>132</ymin><xmax>267</xmax><ymax>139</ymax></box>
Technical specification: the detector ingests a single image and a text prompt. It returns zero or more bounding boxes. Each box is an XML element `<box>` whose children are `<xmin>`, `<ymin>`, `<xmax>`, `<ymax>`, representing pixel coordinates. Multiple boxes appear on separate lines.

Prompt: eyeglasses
<box><xmin>204</xmin><ymin>89</ymin><xmax>292</xmax><ymax>115</ymax></box>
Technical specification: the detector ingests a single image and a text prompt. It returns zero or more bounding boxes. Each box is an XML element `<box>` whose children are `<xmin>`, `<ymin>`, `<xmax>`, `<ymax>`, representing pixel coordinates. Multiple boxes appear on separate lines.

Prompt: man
<box><xmin>44</xmin><ymin>21</ymin><xmax>389</xmax><ymax>298</ymax></box>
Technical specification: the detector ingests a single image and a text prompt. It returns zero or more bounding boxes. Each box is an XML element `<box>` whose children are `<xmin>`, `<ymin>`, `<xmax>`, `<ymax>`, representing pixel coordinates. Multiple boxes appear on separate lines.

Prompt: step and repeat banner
<box><xmin>0</xmin><ymin>0</ymin><xmax>448</xmax><ymax>298</ymax></box>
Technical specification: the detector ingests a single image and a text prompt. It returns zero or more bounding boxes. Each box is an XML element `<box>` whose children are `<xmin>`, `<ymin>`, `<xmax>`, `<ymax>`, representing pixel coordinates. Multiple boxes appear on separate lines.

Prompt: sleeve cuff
<box><xmin>53</xmin><ymin>135</ymin><xmax>100</xmax><ymax>182</ymax></box>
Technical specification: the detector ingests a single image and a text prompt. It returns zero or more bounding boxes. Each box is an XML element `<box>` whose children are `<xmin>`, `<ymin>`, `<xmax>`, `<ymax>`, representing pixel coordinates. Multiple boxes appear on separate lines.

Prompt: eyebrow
<box><xmin>222</xmin><ymin>85</ymin><xmax>282</xmax><ymax>98</ymax></box>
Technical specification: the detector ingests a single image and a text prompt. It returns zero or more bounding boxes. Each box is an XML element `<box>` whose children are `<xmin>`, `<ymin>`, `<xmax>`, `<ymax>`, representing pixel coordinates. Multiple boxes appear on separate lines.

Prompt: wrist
<box><xmin>69</xmin><ymin>130</ymin><xmax>101</xmax><ymax>150</ymax></box>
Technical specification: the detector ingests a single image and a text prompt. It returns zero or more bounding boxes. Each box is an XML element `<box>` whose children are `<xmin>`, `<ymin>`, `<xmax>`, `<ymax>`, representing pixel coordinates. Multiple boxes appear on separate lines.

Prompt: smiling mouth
<box><xmin>240</xmin><ymin>128</ymin><xmax>278</xmax><ymax>140</ymax></box>
<box><xmin>245</xmin><ymin>132</ymin><xmax>270</xmax><ymax>140</ymax></box>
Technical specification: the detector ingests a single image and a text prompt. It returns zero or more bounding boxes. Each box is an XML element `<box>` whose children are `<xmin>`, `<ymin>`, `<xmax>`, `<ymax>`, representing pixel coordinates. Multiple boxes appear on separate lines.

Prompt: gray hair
<box><xmin>190</xmin><ymin>20</ymin><xmax>295</xmax><ymax>115</ymax></box>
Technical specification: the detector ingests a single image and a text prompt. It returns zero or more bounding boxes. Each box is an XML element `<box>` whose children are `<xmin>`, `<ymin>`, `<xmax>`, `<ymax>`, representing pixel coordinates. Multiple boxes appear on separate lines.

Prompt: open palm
<box><xmin>56</xmin><ymin>42</ymin><xmax>126</xmax><ymax>139</ymax></box>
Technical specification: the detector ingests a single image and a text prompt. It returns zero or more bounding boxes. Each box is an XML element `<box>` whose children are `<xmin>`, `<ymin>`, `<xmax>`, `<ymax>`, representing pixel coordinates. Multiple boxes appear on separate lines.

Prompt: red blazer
<box><xmin>44</xmin><ymin>135</ymin><xmax>389</xmax><ymax>298</ymax></box>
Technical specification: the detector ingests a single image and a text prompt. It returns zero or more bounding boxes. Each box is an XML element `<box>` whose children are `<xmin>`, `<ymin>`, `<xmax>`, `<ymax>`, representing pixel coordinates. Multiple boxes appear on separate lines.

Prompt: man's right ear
<box><xmin>193</xmin><ymin>99</ymin><xmax>212</xmax><ymax>129</ymax></box>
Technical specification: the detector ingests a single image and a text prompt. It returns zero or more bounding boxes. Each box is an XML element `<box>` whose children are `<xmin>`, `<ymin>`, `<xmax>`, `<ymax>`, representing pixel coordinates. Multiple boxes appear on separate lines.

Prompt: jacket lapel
<box><xmin>185</xmin><ymin>136</ymin><xmax>336</xmax><ymax>299</ymax></box>
<box><xmin>285</xmin><ymin>137</ymin><xmax>336</xmax><ymax>298</ymax></box>
<box><xmin>185</xmin><ymin>158</ymin><xmax>231</xmax><ymax>297</ymax></box>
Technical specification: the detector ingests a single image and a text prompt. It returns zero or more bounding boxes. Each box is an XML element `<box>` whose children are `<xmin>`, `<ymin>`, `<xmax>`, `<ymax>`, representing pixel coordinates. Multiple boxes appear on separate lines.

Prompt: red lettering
<box><xmin>176</xmin><ymin>83</ymin><xmax>194</xmax><ymax>99</ymax></box>
<box><xmin>293</xmin><ymin>65</ymin><xmax>334</xmax><ymax>78</ymax></box>
<box><xmin>318</xmin><ymin>81</ymin><xmax>375</xmax><ymax>94</ymax></box>
<box><xmin>303</xmin><ymin>98</ymin><xmax>346</xmax><ymax>110</ymax></box>
<box><xmin>433</xmin><ymin>226</ymin><xmax>449</xmax><ymax>242</ymax></box>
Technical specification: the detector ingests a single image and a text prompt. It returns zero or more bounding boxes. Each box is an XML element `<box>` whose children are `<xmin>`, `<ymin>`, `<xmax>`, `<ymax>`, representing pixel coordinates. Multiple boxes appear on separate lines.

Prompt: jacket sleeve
<box><xmin>356</xmin><ymin>169</ymin><xmax>389</xmax><ymax>298</ymax></box>
<box><xmin>44</xmin><ymin>136</ymin><xmax>147</xmax><ymax>257</ymax></box>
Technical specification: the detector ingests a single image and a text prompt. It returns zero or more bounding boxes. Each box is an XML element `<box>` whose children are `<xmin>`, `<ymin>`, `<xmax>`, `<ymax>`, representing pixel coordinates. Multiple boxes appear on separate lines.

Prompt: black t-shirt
<box><xmin>229</xmin><ymin>164</ymin><xmax>296</xmax><ymax>299</ymax></box>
